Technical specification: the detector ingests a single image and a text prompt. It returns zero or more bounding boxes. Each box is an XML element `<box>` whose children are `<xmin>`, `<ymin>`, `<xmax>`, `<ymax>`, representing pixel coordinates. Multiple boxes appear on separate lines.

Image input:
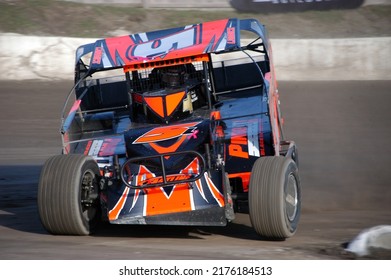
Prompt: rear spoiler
<box><xmin>75</xmin><ymin>18</ymin><xmax>270</xmax><ymax>73</ymax></box>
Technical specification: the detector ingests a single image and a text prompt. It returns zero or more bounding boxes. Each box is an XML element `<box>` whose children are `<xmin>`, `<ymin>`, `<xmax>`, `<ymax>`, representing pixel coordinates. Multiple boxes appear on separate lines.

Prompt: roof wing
<box><xmin>78</xmin><ymin>18</ymin><xmax>268</xmax><ymax>72</ymax></box>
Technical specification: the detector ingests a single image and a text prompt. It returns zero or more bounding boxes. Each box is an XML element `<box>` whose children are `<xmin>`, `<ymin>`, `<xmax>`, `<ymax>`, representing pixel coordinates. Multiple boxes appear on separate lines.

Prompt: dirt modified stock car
<box><xmin>38</xmin><ymin>18</ymin><xmax>301</xmax><ymax>239</ymax></box>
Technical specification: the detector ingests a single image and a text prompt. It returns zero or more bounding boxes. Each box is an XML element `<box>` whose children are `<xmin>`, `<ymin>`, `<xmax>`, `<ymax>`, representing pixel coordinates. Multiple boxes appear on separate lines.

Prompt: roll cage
<box><xmin>60</xmin><ymin>18</ymin><xmax>275</xmax><ymax>156</ymax></box>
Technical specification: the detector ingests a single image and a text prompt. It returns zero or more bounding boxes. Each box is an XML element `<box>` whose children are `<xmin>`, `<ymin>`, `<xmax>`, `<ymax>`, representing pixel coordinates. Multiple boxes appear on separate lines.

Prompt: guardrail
<box><xmin>61</xmin><ymin>0</ymin><xmax>232</xmax><ymax>8</ymax></box>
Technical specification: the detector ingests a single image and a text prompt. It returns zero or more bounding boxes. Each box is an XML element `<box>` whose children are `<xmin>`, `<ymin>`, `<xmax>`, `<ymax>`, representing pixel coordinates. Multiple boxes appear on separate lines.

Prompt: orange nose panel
<box><xmin>144</xmin><ymin>91</ymin><xmax>186</xmax><ymax>120</ymax></box>
<box><xmin>144</xmin><ymin>96</ymin><xmax>165</xmax><ymax>118</ymax></box>
<box><xmin>166</xmin><ymin>91</ymin><xmax>185</xmax><ymax>116</ymax></box>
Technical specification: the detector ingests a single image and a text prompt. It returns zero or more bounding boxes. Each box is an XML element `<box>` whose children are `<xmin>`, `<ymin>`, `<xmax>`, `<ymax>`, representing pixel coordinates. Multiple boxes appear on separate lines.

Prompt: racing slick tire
<box><xmin>38</xmin><ymin>154</ymin><xmax>101</xmax><ymax>235</ymax></box>
<box><xmin>249</xmin><ymin>156</ymin><xmax>301</xmax><ymax>240</ymax></box>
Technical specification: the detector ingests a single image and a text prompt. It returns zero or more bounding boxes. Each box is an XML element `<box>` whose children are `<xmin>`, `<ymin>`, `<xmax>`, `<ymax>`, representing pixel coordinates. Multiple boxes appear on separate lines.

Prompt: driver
<box><xmin>159</xmin><ymin>64</ymin><xmax>206</xmax><ymax>111</ymax></box>
<box><xmin>160</xmin><ymin>65</ymin><xmax>187</xmax><ymax>88</ymax></box>
<box><xmin>142</xmin><ymin>63</ymin><xmax>206</xmax><ymax>123</ymax></box>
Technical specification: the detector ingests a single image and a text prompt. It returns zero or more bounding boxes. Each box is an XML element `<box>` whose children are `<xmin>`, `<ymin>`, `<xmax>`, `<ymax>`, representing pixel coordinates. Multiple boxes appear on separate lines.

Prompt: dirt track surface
<box><xmin>0</xmin><ymin>80</ymin><xmax>390</xmax><ymax>259</ymax></box>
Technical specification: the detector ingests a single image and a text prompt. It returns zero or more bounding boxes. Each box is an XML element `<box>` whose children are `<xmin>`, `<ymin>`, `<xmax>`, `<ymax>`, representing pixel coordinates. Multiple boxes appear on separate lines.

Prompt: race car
<box><xmin>38</xmin><ymin>18</ymin><xmax>301</xmax><ymax>240</ymax></box>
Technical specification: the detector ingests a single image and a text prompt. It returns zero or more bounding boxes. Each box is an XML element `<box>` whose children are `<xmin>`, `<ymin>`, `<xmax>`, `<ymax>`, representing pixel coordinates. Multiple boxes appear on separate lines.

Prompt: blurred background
<box><xmin>1</xmin><ymin>0</ymin><xmax>390</xmax><ymax>81</ymax></box>
<box><xmin>0</xmin><ymin>0</ymin><xmax>390</xmax><ymax>39</ymax></box>
<box><xmin>0</xmin><ymin>1</ymin><xmax>390</xmax><ymax>260</ymax></box>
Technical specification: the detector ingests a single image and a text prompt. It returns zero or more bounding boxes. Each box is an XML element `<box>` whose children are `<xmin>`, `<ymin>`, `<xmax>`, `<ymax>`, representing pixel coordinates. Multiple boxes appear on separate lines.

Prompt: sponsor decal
<box><xmin>87</xmin><ymin>140</ymin><xmax>104</xmax><ymax>156</ymax></box>
<box><xmin>84</xmin><ymin>138</ymin><xmax>122</xmax><ymax>157</ymax></box>
<box><xmin>228</xmin><ymin>120</ymin><xmax>260</xmax><ymax>159</ymax></box>
<box><xmin>253</xmin><ymin>0</ymin><xmax>332</xmax><ymax>3</ymax></box>
<box><xmin>133</xmin><ymin>122</ymin><xmax>200</xmax><ymax>144</ymax></box>
<box><xmin>230</xmin><ymin>0</ymin><xmax>364</xmax><ymax>12</ymax></box>
<box><xmin>140</xmin><ymin>174</ymin><xmax>193</xmax><ymax>186</ymax></box>
<box><xmin>98</xmin><ymin>138</ymin><xmax>122</xmax><ymax>157</ymax></box>
<box><xmin>97</xmin><ymin>19</ymin><xmax>231</xmax><ymax>69</ymax></box>
<box><xmin>92</xmin><ymin>46</ymin><xmax>103</xmax><ymax>64</ymax></box>
<box><xmin>227</xmin><ymin>27</ymin><xmax>236</xmax><ymax>45</ymax></box>
<box><xmin>133</xmin><ymin>122</ymin><xmax>200</xmax><ymax>155</ymax></box>
<box><xmin>130</xmin><ymin>27</ymin><xmax>198</xmax><ymax>60</ymax></box>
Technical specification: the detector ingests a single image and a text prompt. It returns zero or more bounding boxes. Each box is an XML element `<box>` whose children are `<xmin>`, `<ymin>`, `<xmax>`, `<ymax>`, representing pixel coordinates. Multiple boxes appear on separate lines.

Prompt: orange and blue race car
<box><xmin>38</xmin><ymin>18</ymin><xmax>301</xmax><ymax>240</ymax></box>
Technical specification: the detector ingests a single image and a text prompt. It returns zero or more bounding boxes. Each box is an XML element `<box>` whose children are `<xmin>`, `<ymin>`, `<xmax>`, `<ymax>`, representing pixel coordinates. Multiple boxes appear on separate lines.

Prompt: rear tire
<box><xmin>249</xmin><ymin>156</ymin><xmax>301</xmax><ymax>240</ymax></box>
<box><xmin>38</xmin><ymin>155</ymin><xmax>101</xmax><ymax>235</ymax></box>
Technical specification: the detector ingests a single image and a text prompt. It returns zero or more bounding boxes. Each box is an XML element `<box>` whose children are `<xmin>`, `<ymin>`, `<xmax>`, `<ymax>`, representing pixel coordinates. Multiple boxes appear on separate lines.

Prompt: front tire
<box><xmin>249</xmin><ymin>156</ymin><xmax>301</xmax><ymax>240</ymax></box>
<box><xmin>38</xmin><ymin>155</ymin><xmax>101</xmax><ymax>235</ymax></box>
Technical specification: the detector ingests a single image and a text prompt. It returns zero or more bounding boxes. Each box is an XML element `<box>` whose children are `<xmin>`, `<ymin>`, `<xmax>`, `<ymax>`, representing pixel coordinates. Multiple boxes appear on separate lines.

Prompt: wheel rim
<box><xmin>285</xmin><ymin>173</ymin><xmax>299</xmax><ymax>222</ymax></box>
<box><xmin>81</xmin><ymin>169</ymin><xmax>99</xmax><ymax>221</ymax></box>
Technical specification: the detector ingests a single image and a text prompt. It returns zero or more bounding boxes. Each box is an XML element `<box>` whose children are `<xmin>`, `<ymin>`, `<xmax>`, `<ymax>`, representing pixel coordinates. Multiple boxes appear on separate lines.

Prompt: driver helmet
<box><xmin>160</xmin><ymin>65</ymin><xmax>187</xmax><ymax>88</ymax></box>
